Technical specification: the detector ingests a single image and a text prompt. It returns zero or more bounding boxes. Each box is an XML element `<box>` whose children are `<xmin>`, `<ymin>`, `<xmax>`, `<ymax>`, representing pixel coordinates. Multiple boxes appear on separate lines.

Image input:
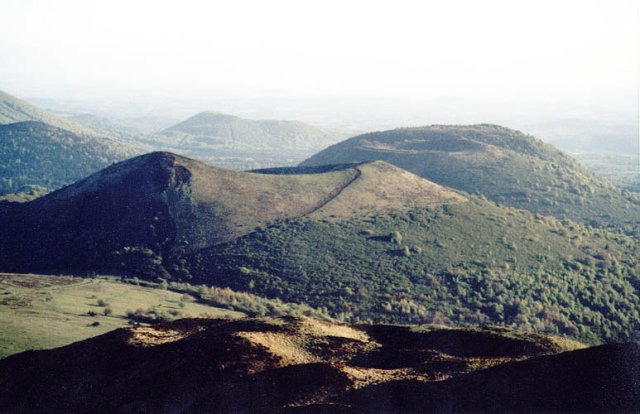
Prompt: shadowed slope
<box><xmin>0</xmin><ymin>152</ymin><xmax>462</xmax><ymax>274</ymax></box>
<box><xmin>0</xmin><ymin>90</ymin><xmax>143</xmax><ymax>194</ymax></box>
<box><xmin>0</xmin><ymin>317</ymin><xmax>609</xmax><ymax>414</ymax></box>
<box><xmin>345</xmin><ymin>341</ymin><xmax>640</xmax><ymax>413</ymax></box>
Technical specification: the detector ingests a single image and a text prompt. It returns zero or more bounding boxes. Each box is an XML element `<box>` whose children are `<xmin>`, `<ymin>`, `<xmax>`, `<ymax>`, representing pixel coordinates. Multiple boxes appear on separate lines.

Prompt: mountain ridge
<box><xmin>1</xmin><ymin>151</ymin><xmax>638</xmax><ymax>342</ymax></box>
<box><xmin>0</xmin><ymin>90</ymin><xmax>107</xmax><ymax>137</ymax></box>
<box><xmin>301</xmin><ymin>124</ymin><xmax>640</xmax><ymax>233</ymax></box>
<box><xmin>0</xmin><ymin>151</ymin><xmax>463</xmax><ymax>272</ymax></box>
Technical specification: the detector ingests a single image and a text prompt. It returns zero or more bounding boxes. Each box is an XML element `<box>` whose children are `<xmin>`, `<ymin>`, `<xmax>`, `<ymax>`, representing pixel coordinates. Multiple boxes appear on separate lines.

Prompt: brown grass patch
<box><xmin>236</xmin><ymin>331</ymin><xmax>318</xmax><ymax>366</ymax></box>
<box><xmin>127</xmin><ymin>326</ymin><xmax>200</xmax><ymax>347</ymax></box>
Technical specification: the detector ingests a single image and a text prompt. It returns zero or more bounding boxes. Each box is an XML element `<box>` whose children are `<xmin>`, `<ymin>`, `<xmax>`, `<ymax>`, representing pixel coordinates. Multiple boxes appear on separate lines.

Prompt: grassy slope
<box><xmin>188</xmin><ymin>197</ymin><xmax>640</xmax><ymax>344</ymax></box>
<box><xmin>178</xmin><ymin>158</ymin><xmax>464</xmax><ymax>241</ymax></box>
<box><xmin>0</xmin><ymin>273</ymin><xmax>244</xmax><ymax>358</ymax></box>
<box><xmin>301</xmin><ymin>124</ymin><xmax>640</xmax><ymax>234</ymax></box>
<box><xmin>308</xmin><ymin>161</ymin><xmax>466</xmax><ymax>219</ymax></box>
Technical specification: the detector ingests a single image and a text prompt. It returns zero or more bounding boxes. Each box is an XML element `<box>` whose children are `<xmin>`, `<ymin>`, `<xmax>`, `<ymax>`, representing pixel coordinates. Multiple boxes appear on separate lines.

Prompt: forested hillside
<box><xmin>0</xmin><ymin>121</ymin><xmax>139</xmax><ymax>194</ymax></box>
<box><xmin>302</xmin><ymin>124</ymin><xmax>640</xmax><ymax>234</ymax></box>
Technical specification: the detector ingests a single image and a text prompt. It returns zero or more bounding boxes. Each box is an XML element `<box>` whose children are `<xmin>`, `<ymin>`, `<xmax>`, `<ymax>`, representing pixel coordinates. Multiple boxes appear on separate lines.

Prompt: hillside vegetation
<box><xmin>1</xmin><ymin>317</ymin><xmax>636</xmax><ymax>413</ymax></box>
<box><xmin>0</xmin><ymin>121</ymin><xmax>139</xmax><ymax>194</ymax></box>
<box><xmin>1</xmin><ymin>152</ymin><xmax>638</xmax><ymax>344</ymax></box>
<box><xmin>0</xmin><ymin>152</ymin><xmax>460</xmax><ymax>272</ymax></box>
<box><xmin>302</xmin><ymin>124</ymin><xmax>640</xmax><ymax>234</ymax></box>
<box><xmin>190</xmin><ymin>198</ymin><xmax>640</xmax><ymax>344</ymax></box>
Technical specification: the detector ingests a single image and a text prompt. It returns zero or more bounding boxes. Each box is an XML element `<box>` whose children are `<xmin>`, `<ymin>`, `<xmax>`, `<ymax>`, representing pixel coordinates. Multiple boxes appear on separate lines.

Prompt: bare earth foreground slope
<box><xmin>0</xmin><ymin>316</ymin><xmax>637</xmax><ymax>413</ymax></box>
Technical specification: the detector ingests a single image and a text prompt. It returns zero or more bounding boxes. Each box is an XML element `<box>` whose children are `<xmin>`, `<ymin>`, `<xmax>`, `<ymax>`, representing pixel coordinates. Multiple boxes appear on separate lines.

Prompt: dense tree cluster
<box><xmin>187</xmin><ymin>199</ymin><xmax>639</xmax><ymax>344</ymax></box>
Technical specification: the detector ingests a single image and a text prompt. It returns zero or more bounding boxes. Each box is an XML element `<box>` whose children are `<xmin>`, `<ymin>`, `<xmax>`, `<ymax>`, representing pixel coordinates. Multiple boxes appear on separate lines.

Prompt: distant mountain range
<box><xmin>301</xmin><ymin>124</ymin><xmax>640</xmax><ymax>233</ymax></box>
<box><xmin>0</xmin><ymin>90</ymin><xmax>105</xmax><ymax>137</ymax></box>
<box><xmin>1</xmin><ymin>152</ymin><xmax>638</xmax><ymax>343</ymax></box>
<box><xmin>0</xmin><ymin>90</ymin><xmax>144</xmax><ymax>195</ymax></box>
<box><xmin>0</xmin><ymin>90</ymin><xmax>348</xmax><ymax>193</ymax></box>
<box><xmin>0</xmin><ymin>316</ymin><xmax>637</xmax><ymax>413</ymax></box>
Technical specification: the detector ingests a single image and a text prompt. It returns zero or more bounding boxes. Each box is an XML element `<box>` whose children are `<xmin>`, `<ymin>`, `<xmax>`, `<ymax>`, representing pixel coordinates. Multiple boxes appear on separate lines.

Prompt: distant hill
<box><xmin>69</xmin><ymin>111</ymin><xmax>346</xmax><ymax>170</ymax></box>
<box><xmin>0</xmin><ymin>90</ymin><xmax>143</xmax><ymax>194</ymax></box>
<box><xmin>0</xmin><ymin>121</ymin><xmax>140</xmax><ymax>195</ymax></box>
<box><xmin>0</xmin><ymin>91</ymin><xmax>343</xmax><ymax>170</ymax></box>
<box><xmin>161</xmin><ymin>111</ymin><xmax>337</xmax><ymax>151</ymax></box>
<box><xmin>1</xmin><ymin>316</ymin><xmax>636</xmax><ymax>413</ymax></box>
<box><xmin>0</xmin><ymin>89</ymin><xmax>104</xmax><ymax>136</ymax></box>
<box><xmin>1</xmin><ymin>152</ymin><xmax>638</xmax><ymax>343</ymax></box>
<box><xmin>524</xmin><ymin>117</ymin><xmax>640</xmax><ymax>192</ymax></box>
<box><xmin>155</xmin><ymin>111</ymin><xmax>345</xmax><ymax>169</ymax></box>
<box><xmin>301</xmin><ymin>124</ymin><xmax>640</xmax><ymax>234</ymax></box>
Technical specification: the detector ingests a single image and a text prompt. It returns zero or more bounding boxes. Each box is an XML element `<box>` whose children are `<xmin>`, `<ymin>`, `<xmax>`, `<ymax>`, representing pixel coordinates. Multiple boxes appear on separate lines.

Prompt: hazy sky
<box><xmin>0</xmin><ymin>0</ymin><xmax>637</xmax><ymax>104</ymax></box>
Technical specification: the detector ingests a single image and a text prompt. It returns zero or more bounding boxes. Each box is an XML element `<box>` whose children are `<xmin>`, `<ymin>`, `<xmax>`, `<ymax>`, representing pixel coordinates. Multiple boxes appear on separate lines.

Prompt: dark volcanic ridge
<box><xmin>0</xmin><ymin>151</ymin><xmax>463</xmax><ymax>273</ymax></box>
<box><xmin>0</xmin><ymin>317</ymin><xmax>636</xmax><ymax>413</ymax></box>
